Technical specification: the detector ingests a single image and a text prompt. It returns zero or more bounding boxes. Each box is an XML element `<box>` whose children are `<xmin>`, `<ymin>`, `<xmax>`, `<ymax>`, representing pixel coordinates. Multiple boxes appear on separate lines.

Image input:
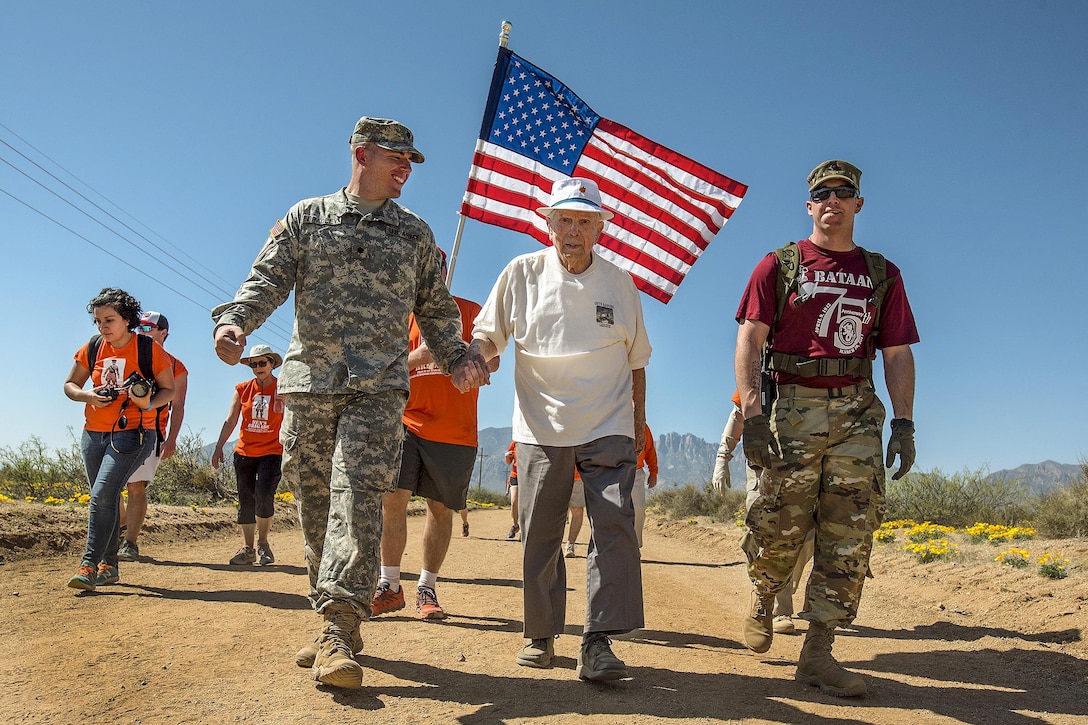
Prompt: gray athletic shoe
<box><xmin>517</xmin><ymin>637</ymin><xmax>554</xmax><ymax>668</ymax></box>
<box><xmin>229</xmin><ymin>546</ymin><xmax>256</xmax><ymax>565</ymax></box>
<box><xmin>118</xmin><ymin>539</ymin><xmax>140</xmax><ymax>562</ymax></box>
<box><xmin>257</xmin><ymin>542</ymin><xmax>274</xmax><ymax>566</ymax></box>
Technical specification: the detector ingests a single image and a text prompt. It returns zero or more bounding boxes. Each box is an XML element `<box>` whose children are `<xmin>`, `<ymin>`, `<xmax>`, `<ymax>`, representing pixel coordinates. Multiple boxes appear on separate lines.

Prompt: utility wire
<box><xmin>0</xmin><ymin>128</ymin><xmax>294</xmax><ymax>343</ymax></box>
<box><xmin>0</xmin><ymin>189</ymin><xmax>291</xmax><ymax>350</ymax></box>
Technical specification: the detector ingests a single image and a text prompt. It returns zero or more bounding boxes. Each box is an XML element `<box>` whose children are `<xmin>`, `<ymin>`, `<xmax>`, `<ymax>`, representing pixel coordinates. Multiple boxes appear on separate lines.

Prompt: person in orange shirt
<box><xmin>373</xmin><ymin>258</ymin><xmax>500</xmax><ymax>620</ymax></box>
<box><xmin>63</xmin><ymin>288</ymin><xmax>175</xmax><ymax>591</ymax></box>
<box><xmin>211</xmin><ymin>344</ymin><xmax>285</xmax><ymax>566</ymax></box>
<box><xmin>117</xmin><ymin>311</ymin><xmax>188</xmax><ymax>562</ymax></box>
<box><xmin>504</xmin><ymin>441</ymin><xmax>519</xmax><ymax>540</ymax></box>
<box><xmin>632</xmin><ymin>423</ymin><xmax>658</xmax><ymax>547</ymax></box>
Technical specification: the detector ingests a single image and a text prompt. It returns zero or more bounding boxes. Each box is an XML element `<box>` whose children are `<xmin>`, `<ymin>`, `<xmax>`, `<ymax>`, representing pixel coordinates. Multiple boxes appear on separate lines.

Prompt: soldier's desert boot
<box><xmin>743</xmin><ymin>588</ymin><xmax>775</xmax><ymax>653</ymax></box>
<box><xmin>295</xmin><ymin>624</ymin><xmax>363</xmax><ymax>668</ymax></box>
<box><xmin>310</xmin><ymin>602</ymin><xmax>364</xmax><ymax>689</ymax></box>
<box><xmin>795</xmin><ymin>623</ymin><xmax>867</xmax><ymax>697</ymax></box>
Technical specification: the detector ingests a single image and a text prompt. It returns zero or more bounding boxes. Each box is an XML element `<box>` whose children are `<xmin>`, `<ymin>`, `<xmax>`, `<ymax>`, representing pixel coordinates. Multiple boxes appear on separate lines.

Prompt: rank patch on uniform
<box><xmin>269</xmin><ymin>219</ymin><xmax>286</xmax><ymax>238</ymax></box>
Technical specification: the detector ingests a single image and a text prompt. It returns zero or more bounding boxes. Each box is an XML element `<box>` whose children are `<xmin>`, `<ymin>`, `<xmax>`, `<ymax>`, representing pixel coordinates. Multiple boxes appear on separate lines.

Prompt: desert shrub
<box><xmin>0</xmin><ymin>433</ymin><xmax>86</xmax><ymax>499</ymax></box>
<box><xmin>885</xmin><ymin>466</ymin><xmax>1029</xmax><ymax>527</ymax></box>
<box><xmin>152</xmin><ymin>430</ymin><xmax>235</xmax><ymax>506</ymax></box>
<box><xmin>1033</xmin><ymin>462</ymin><xmax>1088</xmax><ymax>538</ymax></box>
<box><xmin>647</xmin><ymin>483</ymin><xmax>745</xmax><ymax>522</ymax></box>
<box><xmin>465</xmin><ymin>485</ymin><xmax>507</xmax><ymax>507</ymax></box>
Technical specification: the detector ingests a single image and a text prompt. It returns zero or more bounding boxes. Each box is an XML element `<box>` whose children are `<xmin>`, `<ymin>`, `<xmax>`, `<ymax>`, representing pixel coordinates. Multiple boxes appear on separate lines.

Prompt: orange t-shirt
<box><xmin>234</xmin><ymin>378</ymin><xmax>284</xmax><ymax>458</ymax></box>
<box><xmin>507</xmin><ymin>441</ymin><xmax>517</xmax><ymax>480</ymax></box>
<box><xmin>154</xmin><ymin>354</ymin><xmax>188</xmax><ymax>433</ymax></box>
<box><xmin>74</xmin><ymin>335</ymin><xmax>172</xmax><ymax>433</ymax></box>
<box><xmin>732</xmin><ymin>389</ymin><xmax>741</xmax><ymax>407</ymax></box>
<box><xmin>637</xmin><ymin>423</ymin><xmax>658</xmax><ymax>475</ymax></box>
<box><xmin>402</xmin><ymin>297</ymin><xmax>481</xmax><ymax>447</ymax></box>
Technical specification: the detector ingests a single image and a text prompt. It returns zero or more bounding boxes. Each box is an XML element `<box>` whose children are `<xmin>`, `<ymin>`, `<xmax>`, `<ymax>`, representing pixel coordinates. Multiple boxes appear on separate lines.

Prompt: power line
<box><xmin>0</xmin><ymin>126</ymin><xmax>295</xmax><ymax>344</ymax></box>
<box><xmin>0</xmin><ymin>184</ymin><xmax>291</xmax><ymax>350</ymax></box>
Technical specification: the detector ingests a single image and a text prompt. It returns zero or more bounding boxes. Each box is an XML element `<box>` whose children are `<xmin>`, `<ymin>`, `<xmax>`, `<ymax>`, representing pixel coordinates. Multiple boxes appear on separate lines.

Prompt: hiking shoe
<box><xmin>796</xmin><ymin>623</ymin><xmax>867</xmax><ymax>697</ymax></box>
<box><xmin>743</xmin><ymin>589</ymin><xmax>775</xmax><ymax>653</ymax></box>
<box><xmin>578</xmin><ymin>633</ymin><xmax>629</xmax><ymax>681</ymax></box>
<box><xmin>416</xmin><ymin>586</ymin><xmax>446</xmax><ymax>620</ymax></box>
<box><xmin>117</xmin><ymin>539</ymin><xmax>140</xmax><ymax>562</ymax></box>
<box><xmin>564</xmin><ymin>542</ymin><xmax>576</xmax><ymax>558</ymax></box>
<box><xmin>371</xmin><ymin>582</ymin><xmax>406</xmax><ymax>616</ymax></box>
<box><xmin>68</xmin><ymin>563</ymin><xmax>97</xmax><ymax>592</ymax></box>
<box><xmin>257</xmin><ymin>542</ymin><xmax>275</xmax><ymax>566</ymax></box>
<box><xmin>311</xmin><ymin>602</ymin><xmax>364</xmax><ymax>689</ymax></box>
<box><xmin>507</xmin><ymin>523</ymin><xmax>520</xmax><ymax>540</ymax></box>
<box><xmin>462</xmin><ymin>523</ymin><xmax>470</xmax><ymax>537</ymax></box>
<box><xmin>229</xmin><ymin>546</ymin><xmax>256</xmax><ymax>566</ymax></box>
<box><xmin>95</xmin><ymin>563</ymin><xmax>120</xmax><ymax>586</ymax></box>
<box><xmin>773</xmin><ymin>615</ymin><xmax>796</xmax><ymax>635</ymax></box>
<box><xmin>516</xmin><ymin>637</ymin><xmax>554</xmax><ymax>668</ymax></box>
<box><xmin>295</xmin><ymin>627</ymin><xmax>363</xmax><ymax>668</ymax></box>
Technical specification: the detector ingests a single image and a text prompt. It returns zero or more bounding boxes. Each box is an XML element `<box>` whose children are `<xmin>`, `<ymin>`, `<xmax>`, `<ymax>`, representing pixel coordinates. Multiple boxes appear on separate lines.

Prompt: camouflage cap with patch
<box><xmin>350</xmin><ymin>117</ymin><xmax>424</xmax><ymax>163</ymax></box>
<box><xmin>807</xmin><ymin>159</ymin><xmax>862</xmax><ymax>191</ymax></box>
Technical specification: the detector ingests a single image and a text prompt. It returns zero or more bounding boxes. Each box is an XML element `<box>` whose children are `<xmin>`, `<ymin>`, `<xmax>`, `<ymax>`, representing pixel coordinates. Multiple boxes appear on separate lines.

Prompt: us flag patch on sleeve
<box><xmin>269</xmin><ymin>219</ymin><xmax>286</xmax><ymax>238</ymax></box>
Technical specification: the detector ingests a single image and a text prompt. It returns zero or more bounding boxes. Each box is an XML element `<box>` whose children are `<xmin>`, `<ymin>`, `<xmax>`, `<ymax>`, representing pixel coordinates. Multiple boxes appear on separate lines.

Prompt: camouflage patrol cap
<box><xmin>807</xmin><ymin>160</ymin><xmax>862</xmax><ymax>191</ymax></box>
<box><xmin>350</xmin><ymin>117</ymin><xmax>424</xmax><ymax>163</ymax></box>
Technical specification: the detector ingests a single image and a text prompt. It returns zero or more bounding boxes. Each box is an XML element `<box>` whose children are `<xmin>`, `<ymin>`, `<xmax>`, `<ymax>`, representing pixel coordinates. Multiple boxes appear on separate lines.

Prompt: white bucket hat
<box><xmin>536</xmin><ymin>177</ymin><xmax>614</xmax><ymax>221</ymax></box>
<box><xmin>240</xmin><ymin>344</ymin><xmax>283</xmax><ymax>370</ymax></box>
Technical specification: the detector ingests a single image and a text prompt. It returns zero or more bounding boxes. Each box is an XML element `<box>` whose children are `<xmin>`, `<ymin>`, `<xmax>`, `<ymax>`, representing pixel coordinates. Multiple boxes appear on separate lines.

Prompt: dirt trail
<box><xmin>2</xmin><ymin>505</ymin><xmax>1087</xmax><ymax>724</ymax></box>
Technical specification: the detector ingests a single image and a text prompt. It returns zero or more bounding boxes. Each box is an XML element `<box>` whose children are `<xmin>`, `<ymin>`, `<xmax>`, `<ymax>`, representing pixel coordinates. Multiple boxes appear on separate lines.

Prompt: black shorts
<box><xmin>396</xmin><ymin>428</ymin><xmax>476</xmax><ymax>510</ymax></box>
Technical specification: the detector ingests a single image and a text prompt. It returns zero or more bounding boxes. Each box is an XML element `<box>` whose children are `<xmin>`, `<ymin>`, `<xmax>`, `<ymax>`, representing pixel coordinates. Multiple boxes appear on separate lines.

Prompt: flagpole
<box><xmin>446</xmin><ymin>19</ymin><xmax>512</xmax><ymax>289</ymax></box>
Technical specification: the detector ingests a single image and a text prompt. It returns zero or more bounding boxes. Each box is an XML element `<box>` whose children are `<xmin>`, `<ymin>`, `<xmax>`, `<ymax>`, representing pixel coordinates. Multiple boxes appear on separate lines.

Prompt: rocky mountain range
<box><xmin>471</xmin><ymin>428</ymin><xmax>1080</xmax><ymax>495</ymax></box>
<box><xmin>208</xmin><ymin>428</ymin><xmax>1080</xmax><ymax>496</ymax></box>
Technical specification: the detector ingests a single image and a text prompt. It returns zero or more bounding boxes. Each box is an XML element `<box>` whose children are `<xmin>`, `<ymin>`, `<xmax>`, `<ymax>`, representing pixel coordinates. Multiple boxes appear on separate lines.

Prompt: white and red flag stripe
<box><xmin>461</xmin><ymin>47</ymin><xmax>747</xmax><ymax>303</ymax></box>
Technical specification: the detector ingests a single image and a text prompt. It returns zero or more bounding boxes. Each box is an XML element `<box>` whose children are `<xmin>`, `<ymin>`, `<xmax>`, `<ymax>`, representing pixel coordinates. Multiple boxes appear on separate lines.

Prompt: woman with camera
<box><xmin>63</xmin><ymin>288</ymin><xmax>175</xmax><ymax>591</ymax></box>
<box><xmin>210</xmin><ymin>344</ymin><xmax>284</xmax><ymax>567</ymax></box>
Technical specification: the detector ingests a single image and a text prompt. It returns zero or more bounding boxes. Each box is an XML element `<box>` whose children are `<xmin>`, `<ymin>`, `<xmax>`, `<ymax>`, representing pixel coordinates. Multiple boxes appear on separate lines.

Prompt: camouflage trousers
<box><xmin>745</xmin><ymin>383</ymin><xmax>886</xmax><ymax>628</ymax></box>
<box><xmin>280</xmin><ymin>390</ymin><xmax>407</xmax><ymax>617</ymax></box>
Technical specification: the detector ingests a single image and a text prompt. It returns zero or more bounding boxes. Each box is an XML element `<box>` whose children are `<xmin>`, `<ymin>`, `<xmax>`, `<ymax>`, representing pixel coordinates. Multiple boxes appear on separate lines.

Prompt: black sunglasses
<box><xmin>248</xmin><ymin>360</ymin><xmax>270</xmax><ymax>369</ymax></box>
<box><xmin>809</xmin><ymin>186</ymin><xmax>860</xmax><ymax>202</ymax></box>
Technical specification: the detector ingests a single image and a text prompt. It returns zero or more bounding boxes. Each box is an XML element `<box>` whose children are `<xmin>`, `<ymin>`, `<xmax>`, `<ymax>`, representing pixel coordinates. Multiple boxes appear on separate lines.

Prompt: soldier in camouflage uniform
<box><xmin>212</xmin><ymin>117</ymin><xmax>491</xmax><ymax>691</ymax></box>
<box><xmin>734</xmin><ymin>160</ymin><xmax>919</xmax><ymax>697</ymax></box>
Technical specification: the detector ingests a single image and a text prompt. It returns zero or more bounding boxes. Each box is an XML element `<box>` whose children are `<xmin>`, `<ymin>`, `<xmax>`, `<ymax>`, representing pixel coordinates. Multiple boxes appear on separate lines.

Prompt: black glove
<box><xmin>886</xmin><ymin>418</ymin><xmax>916</xmax><ymax>480</ymax></box>
<box><xmin>742</xmin><ymin>414</ymin><xmax>779</xmax><ymax>470</ymax></box>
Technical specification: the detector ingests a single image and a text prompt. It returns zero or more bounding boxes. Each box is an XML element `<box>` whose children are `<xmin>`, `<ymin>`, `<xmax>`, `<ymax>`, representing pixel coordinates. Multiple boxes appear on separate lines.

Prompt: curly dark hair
<box><xmin>86</xmin><ymin>288</ymin><xmax>142</xmax><ymax>330</ymax></box>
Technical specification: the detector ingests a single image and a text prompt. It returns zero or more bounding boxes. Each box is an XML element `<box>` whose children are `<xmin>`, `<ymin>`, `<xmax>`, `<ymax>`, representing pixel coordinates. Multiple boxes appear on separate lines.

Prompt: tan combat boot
<box><xmin>795</xmin><ymin>622</ymin><xmax>867</xmax><ymax>697</ymax></box>
<box><xmin>310</xmin><ymin>602</ymin><xmax>365</xmax><ymax>689</ymax></box>
<box><xmin>742</xmin><ymin>588</ymin><xmax>775</xmax><ymax>653</ymax></box>
<box><xmin>295</xmin><ymin>625</ymin><xmax>363</xmax><ymax>668</ymax></box>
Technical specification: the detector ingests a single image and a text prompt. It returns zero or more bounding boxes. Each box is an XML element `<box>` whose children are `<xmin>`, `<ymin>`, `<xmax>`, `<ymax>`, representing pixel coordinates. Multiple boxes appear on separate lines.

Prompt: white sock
<box><xmin>380</xmin><ymin>566</ymin><xmax>401</xmax><ymax>592</ymax></box>
<box><xmin>418</xmin><ymin>569</ymin><xmax>438</xmax><ymax>591</ymax></box>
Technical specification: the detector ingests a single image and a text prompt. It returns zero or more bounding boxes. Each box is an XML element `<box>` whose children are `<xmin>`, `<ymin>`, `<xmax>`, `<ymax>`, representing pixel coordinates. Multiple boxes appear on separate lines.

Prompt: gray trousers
<box><xmin>517</xmin><ymin>436</ymin><xmax>644</xmax><ymax>639</ymax></box>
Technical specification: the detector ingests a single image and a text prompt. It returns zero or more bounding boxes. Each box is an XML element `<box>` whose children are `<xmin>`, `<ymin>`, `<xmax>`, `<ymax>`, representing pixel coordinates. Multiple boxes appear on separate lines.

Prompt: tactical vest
<box><xmin>764</xmin><ymin>241</ymin><xmax>897</xmax><ymax>381</ymax></box>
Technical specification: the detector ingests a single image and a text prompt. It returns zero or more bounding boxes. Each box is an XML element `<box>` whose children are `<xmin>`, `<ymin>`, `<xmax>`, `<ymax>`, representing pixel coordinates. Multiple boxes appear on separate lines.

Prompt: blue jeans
<box><xmin>80</xmin><ymin>429</ymin><xmax>155</xmax><ymax>567</ymax></box>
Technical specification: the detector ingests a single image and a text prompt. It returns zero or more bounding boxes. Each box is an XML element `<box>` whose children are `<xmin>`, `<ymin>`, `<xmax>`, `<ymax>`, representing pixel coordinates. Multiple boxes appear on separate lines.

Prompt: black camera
<box><xmin>124</xmin><ymin>372</ymin><xmax>154</xmax><ymax>399</ymax></box>
<box><xmin>96</xmin><ymin>387</ymin><xmax>119</xmax><ymax>401</ymax></box>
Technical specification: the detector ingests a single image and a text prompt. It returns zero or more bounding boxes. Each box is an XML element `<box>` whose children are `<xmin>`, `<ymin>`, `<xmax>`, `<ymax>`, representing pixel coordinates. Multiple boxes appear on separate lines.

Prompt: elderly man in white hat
<box><xmin>468</xmin><ymin>177</ymin><xmax>652</xmax><ymax>682</ymax></box>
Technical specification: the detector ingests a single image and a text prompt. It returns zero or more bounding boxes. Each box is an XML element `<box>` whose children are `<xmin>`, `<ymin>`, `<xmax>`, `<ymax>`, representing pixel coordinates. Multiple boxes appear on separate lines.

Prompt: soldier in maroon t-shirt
<box><xmin>734</xmin><ymin>160</ymin><xmax>919</xmax><ymax>697</ymax></box>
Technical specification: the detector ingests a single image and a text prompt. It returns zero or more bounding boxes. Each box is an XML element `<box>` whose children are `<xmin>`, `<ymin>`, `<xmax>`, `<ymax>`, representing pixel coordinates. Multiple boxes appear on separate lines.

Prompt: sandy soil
<box><xmin>1</xmin><ymin>502</ymin><xmax>1087</xmax><ymax>724</ymax></box>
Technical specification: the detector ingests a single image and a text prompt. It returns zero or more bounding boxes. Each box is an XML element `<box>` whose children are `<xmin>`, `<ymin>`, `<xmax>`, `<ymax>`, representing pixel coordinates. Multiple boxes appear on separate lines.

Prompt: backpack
<box><xmin>764</xmin><ymin>241</ymin><xmax>898</xmax><ymax>380</ymax></box>
<box><xmin>88</xmin><ymin>333</ymin><xmax>166</xmax><ymax>449</ymax></box>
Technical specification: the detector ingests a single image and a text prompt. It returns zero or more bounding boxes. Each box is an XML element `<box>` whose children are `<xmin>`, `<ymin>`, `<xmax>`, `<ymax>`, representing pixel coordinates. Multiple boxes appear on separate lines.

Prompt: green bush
<box><xmin>1033</xmin><ymin>462</ymin><xmax>1088</xmax><ymax>538</ymax></box>
<box><xmin>648</xmin><ymin>483</ymin><xmax>745</xmax><ymax>522</ymax></box>
<box><xmin>0</xmin><ymin>433</ymin><xmax>86</xmax><ymax>499</ymax></box>
<box><xmin>885</xmin><ymin>466</ymin><xmax>1030</xmax><ymax>527</ymax></box>
<box><xmin>465</xmin><ymin>485</ymin><xmax>508</xmax><ymax>507</ymax></box>
<box><xmin>152</xmin><ymin>430</ymin><xmax>235</xmax><ymax>506</ymax></box>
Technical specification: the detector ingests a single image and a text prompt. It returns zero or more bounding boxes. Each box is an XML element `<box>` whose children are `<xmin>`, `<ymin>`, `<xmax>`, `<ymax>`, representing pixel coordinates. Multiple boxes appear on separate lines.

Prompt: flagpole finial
<box><xmin>499</xmin><ymin>21</ymin><xmax>512</xmax><ymax>48</ymax></box>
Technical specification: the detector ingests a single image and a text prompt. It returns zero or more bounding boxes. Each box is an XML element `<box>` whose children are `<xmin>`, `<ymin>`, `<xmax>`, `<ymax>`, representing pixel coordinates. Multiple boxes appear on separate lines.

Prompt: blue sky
<box><xmin>2</xmin><ymin>2</ymin><xmax>1084</xmax><ymax>474</ymax></box>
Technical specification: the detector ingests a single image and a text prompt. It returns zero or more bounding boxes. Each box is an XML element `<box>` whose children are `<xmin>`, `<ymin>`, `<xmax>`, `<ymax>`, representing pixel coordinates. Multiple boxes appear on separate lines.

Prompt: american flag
<box><xmin>461</xmin><ymin>47</ymin><xmax>747</xmax><ymax>304</ymax></box>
